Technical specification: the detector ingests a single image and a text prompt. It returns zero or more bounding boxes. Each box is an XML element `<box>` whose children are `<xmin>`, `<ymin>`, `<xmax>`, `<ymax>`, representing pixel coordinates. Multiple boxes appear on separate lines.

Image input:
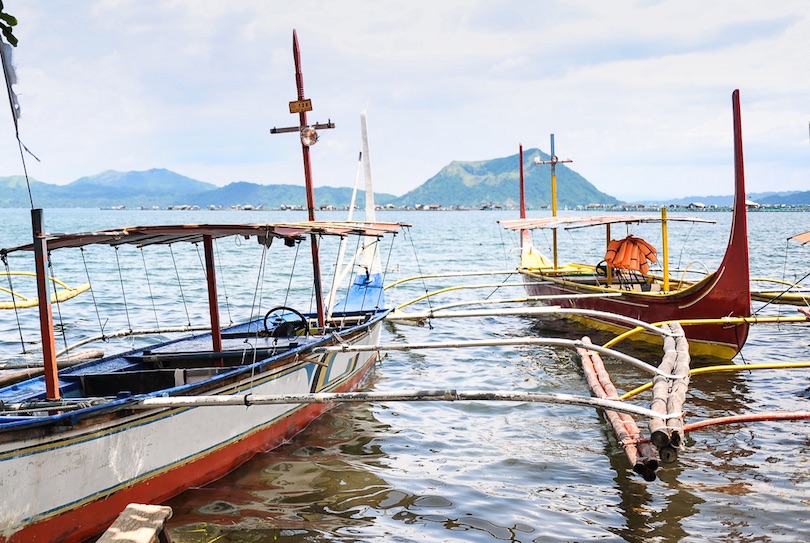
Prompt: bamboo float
<box><xmin>577</xmin><ymin>337</ymin><xmax>659</xmax><ymax>481</ymax></box>
<box><xmin>648</xmin><ymin>322</ymin><xmax>690</xmax><ymax>463</ymax></box>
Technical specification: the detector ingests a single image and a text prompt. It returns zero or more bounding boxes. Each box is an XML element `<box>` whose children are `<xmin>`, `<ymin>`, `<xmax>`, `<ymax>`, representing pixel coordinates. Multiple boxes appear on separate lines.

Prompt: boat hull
<box><xmin>0</xmin><ymin>321</ymin><xmax>382</xmax><ymax>543</ymax></box>
<box><xmin>521</xmin><ymin>272</ymin><xmax>748</xmax><ymax>358</ymax></box>
<box><xmin>506</xmin><ymin>91</ymin><xmax>751</xmax><ymax>359</ymax></box>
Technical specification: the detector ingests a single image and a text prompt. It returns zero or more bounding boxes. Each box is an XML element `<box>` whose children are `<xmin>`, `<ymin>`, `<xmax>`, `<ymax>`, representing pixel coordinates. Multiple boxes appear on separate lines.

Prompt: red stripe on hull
<box><xmin>2</xmin><ymin>355</ymin><xmax>376</xmax><ymax>543</ymax></box>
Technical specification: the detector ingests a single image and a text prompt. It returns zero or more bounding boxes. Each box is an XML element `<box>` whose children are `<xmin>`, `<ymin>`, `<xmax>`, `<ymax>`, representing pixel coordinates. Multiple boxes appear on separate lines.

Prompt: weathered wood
<box><xmin>666</xmin><ymin>328</ymin><xmax>691</xmax><ymax>447</ymax></box>
<box><xmin>578</xmin><ymin>338</ymin><xmax>659</xmax><ymax>480</ymax></box>
<box><xmin>649</xmin><ymin>323</ymin><xmax>690</xmax><ymax>456</ymax></box>
<box><xmin>96</xmin><ymin>503</ymin><xmax>172</xmax><ymax>543</ymax></box>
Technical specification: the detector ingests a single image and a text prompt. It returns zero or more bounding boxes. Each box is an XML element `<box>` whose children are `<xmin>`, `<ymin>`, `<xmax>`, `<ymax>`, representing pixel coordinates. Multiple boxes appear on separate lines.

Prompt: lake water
<box><xmin>1</xmin><ymin>207</ymin><xmax>809</xmax><ymax>543</ymax></box>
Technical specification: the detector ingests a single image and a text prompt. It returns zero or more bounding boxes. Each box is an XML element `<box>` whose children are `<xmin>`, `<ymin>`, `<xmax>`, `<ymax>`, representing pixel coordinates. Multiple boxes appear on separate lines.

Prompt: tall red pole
<box><xmin>203</xmin><ymin>235</ymin><xmax>223</xmax><ymax>358</ymax></box>
<box><xmin>32</xmin><ymin>209</ymin><xmax>60</xmax><ymax>400</ymax></box>
<box><xmin>292</xmin><ymin>30</ymin><xmax>325</xmax><ymax>327</ymax></box>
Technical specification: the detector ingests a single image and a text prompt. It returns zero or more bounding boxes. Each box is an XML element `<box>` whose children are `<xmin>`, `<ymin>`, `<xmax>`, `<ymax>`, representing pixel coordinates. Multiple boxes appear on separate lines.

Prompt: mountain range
<box><xmin>1</xmin><ymin>149</ymin><xmax>808</xmax><ymax>208</ymax></box>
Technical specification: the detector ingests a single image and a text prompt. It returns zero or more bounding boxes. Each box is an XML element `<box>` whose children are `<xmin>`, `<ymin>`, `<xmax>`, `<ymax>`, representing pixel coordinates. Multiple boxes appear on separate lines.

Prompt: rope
<box><xmin>114</xmin><ymin>247</ymin><xmax>133</xmax><ymax>333</ymax></box>
<box><xmin>378</xmin><ymin>229</ymin><xmax>398</xmax><ymax>309</ymax></box>
<box><xmin>80</xmin><ymin>247</ymin><xmax>106</xmax><ymax>338</ymax></box>
<box><xmin>328</xmin><ymin>234</ymin><xmax>351</xmax><ymax>315</ymax></box>
<box><xmin>247</xmin><ymin>233</ymin><xmax>270</xmax><ymax>330</ymax></box>
<box><xmin>282</xmin><ymin>240</ymin><xmax>300</xmax><ymax>311</ymax></box>
<box><xmin>753</xmin><ymin>268</ymin><xmax>810</xmax><ymax>315</ymax></box>
<box><xmin>46</xmin><ymin>250</ymin><xmax>68</xmax><ymax>351</ymax></box>
<box><xmin>140</xmin><ymin>248</ymin><xmax>160</xmax><ymax>328</ymax></box>
<box><xmin>2</xmin><ymin>253</ymin><xmax>26</xmax><ymax>352</ymax></box>
<box><xmin>168</xmin><ymin>244</ymin><xmax>191</xmax><ymax>327</ymax></box>
<box><xmin>403</xmin><ymin>227</ymin><xmax>432</xmax><ymax>328</ymax></box>
<box><xmin>214</xmin><ymin>238</ymin><xmax>233</xmax><ymax>325</ymax></box>
<box><xmin>675</xmin><ymin>220</ymin><xmax>697</xmax><ymax>271</ymax></box>
<box><xmin>483</xmin><ymin>272</ymin><xmax>518</xmax><ymax>302</ymax></box>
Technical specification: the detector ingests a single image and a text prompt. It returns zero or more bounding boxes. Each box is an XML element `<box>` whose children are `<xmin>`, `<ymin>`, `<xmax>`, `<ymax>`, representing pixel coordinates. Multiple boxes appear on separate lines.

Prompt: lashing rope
<box><xmin>80</xmin><ymin>247</ymin><xmax>106</xmax><ymax>338</ymax></box>
<box><xmin>113</xmin><ymin>247</ymin><xmax>133</xmax><ymax>333</ymax></box>
<box><xmin>140</xmin><ymin>247</ymin><xmax>160</xmax><ymax>328</ymax></box>
<box><xmin>46</xmin><ymin>250</ymin><xmax>68</xmax><ymax>351</ymax></box>
<box><xmin>214</xmin><ymin>238</ymin><xmax>233</xmax><ymax>325</ymax></box>
<box><xmin>2</xmin><ymin>254</ymin><xmax>26</xmax><ymax>353</ymax></box>
<box><xmin>168</xmin><ymin>244</ymin><xmax>191</xmax><ymax>327</ymax></box>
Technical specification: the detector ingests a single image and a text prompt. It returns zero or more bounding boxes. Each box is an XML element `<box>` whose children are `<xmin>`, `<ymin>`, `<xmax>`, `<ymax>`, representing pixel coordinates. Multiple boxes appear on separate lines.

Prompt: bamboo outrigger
<box><xmin>0</xmin><ymin>271</ymin><xmax>90</xmax><ymax>310</ymax></box>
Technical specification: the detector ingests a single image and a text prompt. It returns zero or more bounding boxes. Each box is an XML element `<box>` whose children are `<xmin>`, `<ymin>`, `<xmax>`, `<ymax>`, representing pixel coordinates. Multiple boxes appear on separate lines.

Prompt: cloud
<box><xmin>1</xmin><ymin>0</ymin><xmax>808</xmax><ymax>200</ymax></box>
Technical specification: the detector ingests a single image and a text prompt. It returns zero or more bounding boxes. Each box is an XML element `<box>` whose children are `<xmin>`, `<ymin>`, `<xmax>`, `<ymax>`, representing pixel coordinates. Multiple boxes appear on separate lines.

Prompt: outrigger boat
<box><xmin>500</xmin><ymin>90</ymin><xmax>751</xmax><ymax>359</ymax></box>
<box><xmin>0</xmin><ymin>30</ymin><xmax>407</xmax><ymax>543</ymax></box>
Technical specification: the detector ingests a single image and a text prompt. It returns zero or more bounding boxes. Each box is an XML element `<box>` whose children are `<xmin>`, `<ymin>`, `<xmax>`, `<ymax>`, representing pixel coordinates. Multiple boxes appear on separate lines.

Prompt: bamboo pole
<box><xmin>621</xmin><ymin>360</ymin><xmax>810</xmax><ymax>400</ymax></box>
<box><xmin>395</xmin><ymin>292</ymin><xmax>623</xmax><ymax>315</ymax></box>
<box><xmin>384</xmin><ymin>270</ymin><xmax>520</xmax><ymax>290</ymax></box>
<box><xmin>313</xmin><ymin>336</ymin><xmax>682</xmax><ymax>378</ymax></box>
<box><xmin>133</xmin><ymin>389</ymin><xmax>681</xmax><ymax>420</ymax></box>
<box><xmin>387</xmin><ymin>306</ymin><xmax>673</xmax><ymax>339</ymax></box>
<box><xmin>578</xmin><ymin>337</ymin><xmax>659</xmax><ymax>480</ymax></box>
<box><xmin>682</xmin><ymin>411</ymin><xmax>810</xmax><ymax>433</ymax></box>
<box><xmin>648</xmin><ymin>322</ymin><xmax>690</xmax><ymax>462</ymax></box>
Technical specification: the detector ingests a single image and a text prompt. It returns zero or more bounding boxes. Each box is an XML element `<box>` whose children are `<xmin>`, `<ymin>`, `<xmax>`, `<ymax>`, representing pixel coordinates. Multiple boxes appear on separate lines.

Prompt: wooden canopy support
<box><xmin>31</xmin><ymin>209</ymin><xmax>60</xmax><ymax>400</ymax></box>
<box><xmin>203</xmin><ymin>235</ymin><xmax>222</xmax><ymax>356</ymax></box>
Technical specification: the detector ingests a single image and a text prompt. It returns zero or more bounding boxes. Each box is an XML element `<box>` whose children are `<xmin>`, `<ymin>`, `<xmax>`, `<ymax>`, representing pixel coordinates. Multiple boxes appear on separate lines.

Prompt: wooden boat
<box><xmin>0</xmin><ymin>31</ymin><xmax>406</xmax><ymax>543</ymax></box>
<box><xmin>500</xmin><ymin>90</ymin><xmax>751</xmax><ymax>359</ymax></box>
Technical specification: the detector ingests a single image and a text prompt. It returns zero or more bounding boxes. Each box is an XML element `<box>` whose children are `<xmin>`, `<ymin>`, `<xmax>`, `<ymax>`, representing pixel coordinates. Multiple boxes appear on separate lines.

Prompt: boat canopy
<box><xmin>789</xmin><ymin>231</ymin><xmax>810</xmax><ymax>245</ymax></box>
<box><xmin>499</xmin><ymin>215</ymin><xmax>715</xmax><ymax>231</ymax></box>
<box><xmin>0</xmin><ymin>221</ymin><xmax>408</xmax><ymax>255</ymax></box>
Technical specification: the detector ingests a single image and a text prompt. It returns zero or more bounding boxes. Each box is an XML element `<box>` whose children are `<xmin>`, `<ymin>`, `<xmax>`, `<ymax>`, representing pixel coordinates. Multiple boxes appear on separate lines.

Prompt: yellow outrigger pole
<box><xmin>603</xmin><ymin>313</ymin><xmax>810</xmax><ymax>351</ymax></box>
<box><xmin>0</xmin><ymin>271</ymin><xmax>90</xmax><ymax>310</ymax></box>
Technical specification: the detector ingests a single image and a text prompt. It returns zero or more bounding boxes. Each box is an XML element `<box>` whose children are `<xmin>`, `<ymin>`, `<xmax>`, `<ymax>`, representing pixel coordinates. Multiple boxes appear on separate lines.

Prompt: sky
<box><xmin>0</xmin><ymin>0</ymin><xmax>808</xmax><ymax>202</ymax></box>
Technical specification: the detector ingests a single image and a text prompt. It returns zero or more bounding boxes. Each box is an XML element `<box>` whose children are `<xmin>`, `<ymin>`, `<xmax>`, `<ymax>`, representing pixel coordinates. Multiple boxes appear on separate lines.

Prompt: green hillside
<box><xmin>393</xmin><ymin>148</ymin><xmax>619</xmax><ymax>208</ymax></box>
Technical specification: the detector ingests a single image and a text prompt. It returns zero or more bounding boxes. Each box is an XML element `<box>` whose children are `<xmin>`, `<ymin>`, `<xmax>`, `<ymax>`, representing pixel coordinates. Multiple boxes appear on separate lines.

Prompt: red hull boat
<box><xmin>500</xmin><ymin>90</ymin><xmax>750</xmax><ymax>359</ymax></box>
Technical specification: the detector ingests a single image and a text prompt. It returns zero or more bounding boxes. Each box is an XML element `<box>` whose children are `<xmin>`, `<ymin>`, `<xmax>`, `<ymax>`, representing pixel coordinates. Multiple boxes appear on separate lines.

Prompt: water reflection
<box><xmin>165</xmin><ymin>401</ymin><xmax>557</xmax><ymax>543</ymax></box>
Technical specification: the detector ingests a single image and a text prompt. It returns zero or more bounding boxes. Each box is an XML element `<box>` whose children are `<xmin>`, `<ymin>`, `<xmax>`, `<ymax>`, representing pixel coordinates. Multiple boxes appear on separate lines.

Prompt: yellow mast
<box><xmin>534</xmin><ymin>134</ymin><xmax>572</xmax><ymax>269</ymax></box>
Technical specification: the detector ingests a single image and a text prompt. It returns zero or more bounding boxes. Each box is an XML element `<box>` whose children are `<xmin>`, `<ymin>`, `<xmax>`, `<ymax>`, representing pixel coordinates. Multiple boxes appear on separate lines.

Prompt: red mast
<box><xmin>271</xmin><ymin>30</ymin><xmax>335</xmax><ymax>328</ymax></box>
